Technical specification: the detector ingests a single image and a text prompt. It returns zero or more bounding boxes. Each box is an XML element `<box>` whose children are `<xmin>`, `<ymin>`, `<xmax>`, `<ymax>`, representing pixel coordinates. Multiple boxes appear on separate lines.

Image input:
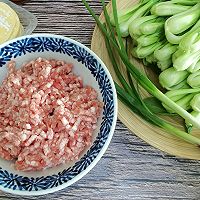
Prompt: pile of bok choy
<box><xmin>82</xmin><ymin>0</ymin><xmax>200</xmax><ymax>146</ymax></box>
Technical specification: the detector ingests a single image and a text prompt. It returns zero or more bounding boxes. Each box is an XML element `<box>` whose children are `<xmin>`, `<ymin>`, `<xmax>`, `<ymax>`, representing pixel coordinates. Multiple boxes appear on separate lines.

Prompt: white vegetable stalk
<box><xmin>119</xmin><ymin>0</ymin><xmax>159</xmax><ymax>37</ymax></box>
<box><xmin>157</xmin><ymin>59</ymin><xmax>172</xmax><ymax>71</ymax></box>
<box><xmin>136</xmin><ymin>33</ymin><xmax>161</xmax><ymax>47</ymax></box>
<box><xmin>129</xmin><ymin>15</ymin><xmax>157</xmax><ymax>37</ymax></box>
<box><xmin>154</xmin><ymin>42</ymin><xmax>177</xmax><ymax>61</ymax></box>
<box><xmin>173</xmin><ymin>50</ymin><xmax>200</xmax><ymax>71</ymax></box>
<box><xmin>159</xmin><ymin>67</ymin><xmax>189</xmax><ymax>90</ymax></box>
<box><xmin>163</xmin><ymin>93</ymin><xmax>194</xmax><ymax>113</ymax></box>
<box><xmin>151</xmin><ymin>1</ymin><xmax>192</xmax><ymax>16</ymax></box>
<box><xmin>190</xmin><ymin>94</ymin><xmax>200</xmax><ymax>112</ymax></box>
<box><xmin>132</xmin><ymin>41</ymin><xmax>163</xmax><ymax>58</ymax></box>
<box><xmin>165</xmin><ymin>3</ymin><xmax>200</xmax><ymax>44</ymax></box>
<box><xmin>188</xmin><ymin>60</ymin><xmax>200</xmax><ymax>73</ymax></box>
<box><xmin>187</xmin><ymin>70</ymin><xmax>200</xmax><ymax>88</ymax></box>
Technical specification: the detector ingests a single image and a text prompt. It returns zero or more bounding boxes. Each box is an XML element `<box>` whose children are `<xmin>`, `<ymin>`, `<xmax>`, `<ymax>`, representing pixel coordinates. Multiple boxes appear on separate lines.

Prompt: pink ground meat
<box><xmin>0</xmin><ymin>57</ymin><xmax>103</xmax><ymax>171</ymax></box>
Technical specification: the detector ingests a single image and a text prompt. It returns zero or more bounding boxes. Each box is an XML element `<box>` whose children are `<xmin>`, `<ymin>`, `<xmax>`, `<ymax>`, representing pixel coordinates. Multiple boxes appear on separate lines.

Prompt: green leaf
<box><xmin>144</xmin><ymin>97</ymin><xmax>167</xmax><ymax>114</ymax></box>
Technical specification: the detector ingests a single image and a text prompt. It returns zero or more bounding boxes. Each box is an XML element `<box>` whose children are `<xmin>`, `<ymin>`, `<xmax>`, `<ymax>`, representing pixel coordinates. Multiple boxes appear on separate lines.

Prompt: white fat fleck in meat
<box><xmin>61</xmin><ymin>117</ymin><xmax>69</xmax><ymax>126</ymax></box>
<box><xmin>71</xmin><ymin>117</ymin><xmax>81</xmax><ymax>133</ymax></box>
<box><xmin>45</xmin><ymin>81</ymin><xmax>53</xmax><ymax>89</ymax></box>
<box><xmin>43</xmin><ymin>143</ymin><xmax>50</xmax><ymax>156</ymax></box>
<box><xmin>59</xmin><ymin>138</ymin><xmax>68</xmax><ymax>151</ymax></box>
<box><xmin>41</xmin><ymin>65</ymin><xmax>51</xmax><ymax>78</ymax></box>
<box><xmin>32</xmin><ymin>92</ymin><xmax>42</xmax><ymax>100</ymax></box>
<box><xmin>57</xmin><ymin>99</ymin><xmax>63</xmax><ymax>105</ymax></box>
<box><xmin>30</xmin><ymin>161</ymin><xmax>38</xmax><ymax>167</ymax></box>
<box><xmin>25</xmin><ymin>124</ymin><xmax>31</xmax><ymax>130</ymax></box>
<box><xmin>40</xmin><ymin>131</ymin><xmax>47</xmax><ymax>138</ymax></box>
<box><xmin>20</xmin><ymin>88</ymin><xmax>25</xmax><ymax>94</ymax></box>
<box><xmin>47</xmin><ymin>128</ymin><xmax>54</xmax><ymax>140</ymax></box>
<box><xmin>11</xmin><ymin>77</ymin><xmax>21</xmax><ymax>86</ymax></box>
<box><xmin>24</xmin><ymin>135</ymin><xmax>37</xmax><ymax>147</ymax></box>
<box><xmin>34</xmin><ymin>142</ymin><xmax>41</xmax><ymax>149</ymax></box>
<box><xmin>90</xmin><ymin>106</ymin><xmax>96</xmax><ymax>113</ymax></box>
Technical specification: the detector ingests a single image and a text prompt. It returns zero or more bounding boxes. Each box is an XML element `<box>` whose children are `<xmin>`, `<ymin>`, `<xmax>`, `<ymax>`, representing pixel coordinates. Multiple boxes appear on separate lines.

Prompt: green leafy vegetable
<box><xmin>82</xmin><ymin>0</ymin><xmax>200</xmax><ymax>145</ymax></box>
<box><xmin>129</xmin><ymin>15</ymin><xmax>157</xmax><ymax>37</ymax></box>
<box><xmin>151</xmin><ymin>1</ymin><xmax>192</xmax><ymax>16</ymax></box>
<box><xmin>139</xmin><ymin>17</ymin><xmax>165</xmax><ymax>35</ymax></box>
<box><xmin>159</xmin><ymin>67</ymin><xmax>189</xmax><ymax>90</ymax></box>
<box><xmin>154</xmin><ymin>43</ymin><xmax>177</xmax><ymax>61</ymax></box>
<box><xmin>171</xmin><ymin>0</ymin><xmax>200</xmax><ymax>6</ymax></box>
<box><xmin>110</xmin><ymin>0</ymin><xmax>149</xmax><ymax>26</ymax></box>
<box><xmin>113</xmin><ymin>0</ymin><xmax>160</xmax><ymax>37</ymax></box>
<box><xmin>165</xmin><ymin>3</ymin><xmax>200</xmax><ymax>44</ymax></box>
<box><xmin>157</xmin><ymin>59</ymin><xmax>172</xmax><ymax>71</ymax></box>
<box><xmin>144</xmin><ymin>97</ymin><xmax>170</xmax><ymax>114</ymax></box>
<box><xmin>190</xmin><ymin>94</ymin><xmax>200</xmax><ymax>112</ymax></box>
<box><xmin>132</xmin><ymin>41</ymin><xmax>164</xmax><ymax>58</ymax></box>
<box><xmin>187</xmin><ymin>70</ymin><xmax>200</xmax><ymax>88</ymax></box>
<box><xmin>136</xmin><ymin>33</ymin><xmax>161</xmax><ymax>47</ymax></box>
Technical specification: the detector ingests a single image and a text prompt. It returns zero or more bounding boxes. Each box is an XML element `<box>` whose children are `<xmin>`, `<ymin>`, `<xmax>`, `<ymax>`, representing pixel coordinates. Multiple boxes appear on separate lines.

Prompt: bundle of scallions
<box><xmin>82</xmin><ymin>0</ymin><xmax>200</xmax><ymax>146</ymax></box>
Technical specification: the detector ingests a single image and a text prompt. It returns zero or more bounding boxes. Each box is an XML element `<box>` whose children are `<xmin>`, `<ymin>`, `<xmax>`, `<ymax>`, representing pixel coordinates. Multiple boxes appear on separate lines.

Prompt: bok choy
<box><xmin>82</xmin><ymin>0</ymin><xmax>200</xmax><ymax>145</ymax></box>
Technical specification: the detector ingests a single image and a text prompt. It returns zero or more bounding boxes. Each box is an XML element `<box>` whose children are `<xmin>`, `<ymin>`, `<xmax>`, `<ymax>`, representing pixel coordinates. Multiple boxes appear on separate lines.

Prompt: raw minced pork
<box><xmin>0</xmin><ymin>57</ymin><xmax>103</xmax><ymax>171</ymax></box>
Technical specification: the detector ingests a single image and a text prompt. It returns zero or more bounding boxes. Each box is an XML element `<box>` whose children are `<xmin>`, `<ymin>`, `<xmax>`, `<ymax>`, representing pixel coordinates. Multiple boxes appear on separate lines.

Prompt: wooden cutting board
<box><xmin>91</xmin><ymin>0</ymin><xmax>200</xmax><ymax>159</ymax></box>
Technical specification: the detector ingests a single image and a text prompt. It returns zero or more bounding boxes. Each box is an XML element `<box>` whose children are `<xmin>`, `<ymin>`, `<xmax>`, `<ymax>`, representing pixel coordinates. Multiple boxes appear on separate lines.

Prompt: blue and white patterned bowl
<box><xmin>0</xmin><ymin>34</ymin><xmax>117</xmax><ymax>195</ymax></box>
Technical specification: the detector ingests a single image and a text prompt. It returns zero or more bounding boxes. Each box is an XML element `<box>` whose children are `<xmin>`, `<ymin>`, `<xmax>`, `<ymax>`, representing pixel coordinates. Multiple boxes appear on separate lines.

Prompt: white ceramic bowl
<box><xmin>0</xmin><ymin>34</ymin><xmax>117</xmax><ymax>195</ymax></box>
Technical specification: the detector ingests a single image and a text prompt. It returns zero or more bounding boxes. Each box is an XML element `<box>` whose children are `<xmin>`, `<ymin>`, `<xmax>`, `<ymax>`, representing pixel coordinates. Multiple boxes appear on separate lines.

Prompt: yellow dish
<box><xmin>0</xmin><ymin>2</ymin><xmax>21</xmax><ymax>44</ymax></box>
